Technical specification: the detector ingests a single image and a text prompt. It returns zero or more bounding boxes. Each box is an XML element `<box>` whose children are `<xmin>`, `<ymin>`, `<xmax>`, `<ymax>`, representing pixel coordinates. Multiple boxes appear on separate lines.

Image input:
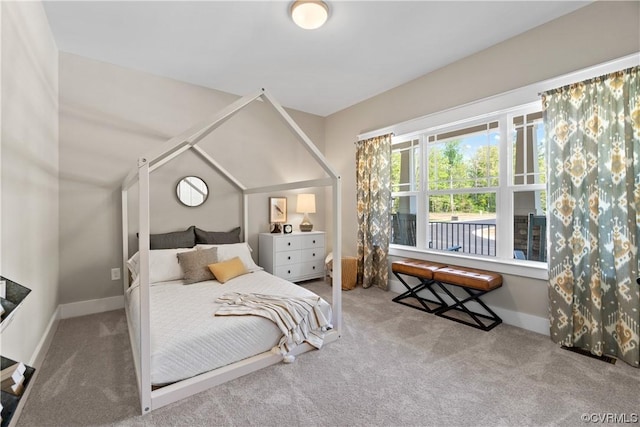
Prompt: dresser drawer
<box><xmin>300</xmin><ymin>260</ymin><xmax>324</xmax><ymax>277</ymax></box>
<box><xmin>275</xmin><ymin>264</ymin><xmax>301</xmax><ymax>280</ymax></box>
<box><xmin>275</xmin><ymin>236</ymin><xmax>301</xmax><ymax>252</ymax></box>
<box><xmin>300</xmin><ymin>234</ymin><xmax>324</xmax><ymax>249</ymax></box>
<box><xmin>300</xmin><ymin>248</ymin><xmax>322</xmax><ymax>263</ymax></box>
<box><xmin>275</xmin><ymin>250</ymin><xmax>301</xmax><ymax>266</ymax></box>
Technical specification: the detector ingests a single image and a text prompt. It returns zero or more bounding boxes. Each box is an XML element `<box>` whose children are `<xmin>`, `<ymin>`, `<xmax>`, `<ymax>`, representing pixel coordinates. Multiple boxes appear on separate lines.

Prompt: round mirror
<box><xmin>176</xmin><ymin>176</ymin><xmax>208</xmax><ymax>207</ymax></box>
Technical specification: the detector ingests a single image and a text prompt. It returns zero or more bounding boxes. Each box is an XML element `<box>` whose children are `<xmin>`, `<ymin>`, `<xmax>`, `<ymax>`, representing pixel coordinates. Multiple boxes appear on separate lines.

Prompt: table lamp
<box><xmin>296</xmin><ymin>194</ymin><xmax>316</xmax><ymax>232</ymax></box>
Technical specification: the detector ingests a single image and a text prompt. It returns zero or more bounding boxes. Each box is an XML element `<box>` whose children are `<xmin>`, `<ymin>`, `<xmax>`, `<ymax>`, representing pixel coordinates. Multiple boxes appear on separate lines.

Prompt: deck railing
<box><xmin>428</xmin><ymin>221</ymin><xmax>496</xmax><ymax>256</ymax></box>
<box><xmin>391</xmin><ymin>214</ymin><xmax>497</xmax><ymax>256</ymax></box>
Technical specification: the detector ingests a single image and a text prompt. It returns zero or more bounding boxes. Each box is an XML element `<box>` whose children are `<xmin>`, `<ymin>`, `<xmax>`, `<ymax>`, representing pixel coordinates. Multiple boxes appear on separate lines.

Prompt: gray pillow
<box><xmin>144</xmin><ymin>226</ymin><xmax>196</xmax><ymax>249</ymax></box>
<box><xmin>195</xmin><ymin>226</ymin><xmax>241</xmax><ymax>244</ymax></box>
<box><xmin>177</xmin><ymin>247</ymin><xmax>218</xmax><ymax>284</ymax></box>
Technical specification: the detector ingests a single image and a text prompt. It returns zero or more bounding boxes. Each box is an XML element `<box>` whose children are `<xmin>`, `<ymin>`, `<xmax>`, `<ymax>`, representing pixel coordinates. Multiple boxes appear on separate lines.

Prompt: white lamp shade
<box><xmin>291</xmin><ymin>1</ymin><xmax>329</xmax><ymax>30</ymax></box>
<box><xmin>296</xmin><ymin>194</ymin><xmax>316</xmax><ymax>213</ymax></box>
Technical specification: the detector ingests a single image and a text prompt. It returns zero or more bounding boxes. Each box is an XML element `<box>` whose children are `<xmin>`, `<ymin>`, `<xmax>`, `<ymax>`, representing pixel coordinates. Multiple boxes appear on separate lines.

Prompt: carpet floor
<box><xmin>17</xmin><ymin>280</ymin><xmax>639</xmax><ymax>426</ymax></box>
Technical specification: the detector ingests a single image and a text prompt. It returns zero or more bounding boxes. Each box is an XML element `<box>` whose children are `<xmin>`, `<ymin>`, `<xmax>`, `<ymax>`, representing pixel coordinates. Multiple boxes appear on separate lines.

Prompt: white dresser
<box><xmin>258</xmin><ymin>231</ymin><xmax>325</xmax><ymax>282</ymax></box>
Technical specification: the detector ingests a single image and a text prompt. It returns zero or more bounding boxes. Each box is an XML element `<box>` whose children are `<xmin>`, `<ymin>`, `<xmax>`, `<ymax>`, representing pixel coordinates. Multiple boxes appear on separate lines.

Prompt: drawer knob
<box><xmin>312</xmin><ymin>266</ymin><xmax>316</xmax><ymax>270</ymax></box>
<box><xmin>313</xmin><ymin>240</ymin><xmax>316</xmax><ymax>244</ymax></box>
<box><xmin>287</xmin><ymin>256</ymin><xmax>291</xmax><ymax>260</ymax></box>
<box><xmin>288</xmin><ymin>242</ymin><xmax>291</xmax><ymax>246</ymax></box>
<box><xmin>287</xmin><ymin>270</ymin><xmax>291</xmax><ymax>274</ymax></box>
<box><xmin>312</xmin><ymin>253</ymin><xmax>316</xmax><ymax>257</ymax></box>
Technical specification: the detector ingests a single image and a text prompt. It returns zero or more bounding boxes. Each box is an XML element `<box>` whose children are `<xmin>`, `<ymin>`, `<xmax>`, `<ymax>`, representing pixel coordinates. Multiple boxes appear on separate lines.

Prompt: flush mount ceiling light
<box><xmin>291</xmin><ymin>1</ymin><xmax>329</xmax><ymax>30</ymax></box>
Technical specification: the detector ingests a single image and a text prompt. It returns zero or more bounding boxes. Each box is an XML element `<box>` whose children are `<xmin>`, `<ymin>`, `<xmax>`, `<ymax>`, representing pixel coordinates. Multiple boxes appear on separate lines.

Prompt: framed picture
<box><xmin>269</xmin><ymin>197</ymin><xmax>287</xmax><ymax>223</ymax></box>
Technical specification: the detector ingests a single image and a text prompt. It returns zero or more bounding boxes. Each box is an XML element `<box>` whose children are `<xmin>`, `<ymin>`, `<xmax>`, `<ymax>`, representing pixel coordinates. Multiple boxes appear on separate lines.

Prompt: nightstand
<box><xmin>259</xmin><ymin>231</ymin><xmax>325</xmax><ymax>282</ymax></box>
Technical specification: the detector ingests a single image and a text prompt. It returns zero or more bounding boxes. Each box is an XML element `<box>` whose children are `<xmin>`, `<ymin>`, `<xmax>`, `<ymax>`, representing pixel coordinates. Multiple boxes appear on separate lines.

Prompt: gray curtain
<box><xmin>356</xmin><ymin>134</ymin><xmax>392</xmax><ymax>290</ymax></box>
<box><xmin>544</xmin><ymin>66</ymin><xmax>640</xmax><ymax>367</ymax></box>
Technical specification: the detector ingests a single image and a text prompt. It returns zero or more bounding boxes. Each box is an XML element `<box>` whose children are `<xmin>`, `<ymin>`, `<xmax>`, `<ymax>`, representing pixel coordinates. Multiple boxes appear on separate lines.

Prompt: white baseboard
<box><xmin>59</xmin><ymin>295</ymin><xmax>124</xmax><ymax>319</ymax></box>
<box><xmin>491</xmin><ymin>306</ymin><xmax>549</xmax><ymax>336</ymax></box>
<box><xmin>389</xmin><ymin>278</ymin><xmax>549</xmax><ymax>336</ymax></box>
<box><xmin>29</xmin><ymin>306</ymin><xmax>60</xmax><ymax>367</ymax></box>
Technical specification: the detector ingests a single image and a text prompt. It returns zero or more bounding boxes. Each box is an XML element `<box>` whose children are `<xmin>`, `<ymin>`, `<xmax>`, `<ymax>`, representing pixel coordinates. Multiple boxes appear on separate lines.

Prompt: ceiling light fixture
<box><xmin>291</xmin><ymin>1</ymin><xmax>329</xmax><ymax>30</ymax></box>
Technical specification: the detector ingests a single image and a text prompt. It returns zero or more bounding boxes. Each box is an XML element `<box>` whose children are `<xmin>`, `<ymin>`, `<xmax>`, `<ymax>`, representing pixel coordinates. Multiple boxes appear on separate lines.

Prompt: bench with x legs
<box><xmin>392</xmin><ymin>259</ymin><xmax>503</xmax><ymax>331</ymax></box>
<box><xmin>391</xmin><ymin>259</ymin><xmax>449</xmax><ymax>313</ymax></box>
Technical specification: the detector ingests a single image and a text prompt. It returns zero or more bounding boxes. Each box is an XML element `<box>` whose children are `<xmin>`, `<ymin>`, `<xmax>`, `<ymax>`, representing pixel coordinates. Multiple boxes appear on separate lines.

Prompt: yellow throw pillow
<box><xmin>208</xmin><ymin>257</ymin><xmax>248</xmax><ymax>284</ymax></box>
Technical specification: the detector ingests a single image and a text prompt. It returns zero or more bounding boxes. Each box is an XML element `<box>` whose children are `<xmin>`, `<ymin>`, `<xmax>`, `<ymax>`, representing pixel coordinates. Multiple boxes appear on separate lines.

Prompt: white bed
<box><xmin>122</xmin><ymin>89</ymin><xmax>342</xmax><ymax>413</ymax></box>
<box><xmin>126</xmin><ymin>270</ymin><xmax>332</xmax><ymax>385</ymax></box>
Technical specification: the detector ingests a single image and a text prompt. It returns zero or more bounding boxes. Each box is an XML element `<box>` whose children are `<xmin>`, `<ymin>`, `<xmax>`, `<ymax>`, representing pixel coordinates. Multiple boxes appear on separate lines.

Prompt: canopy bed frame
<box><xmin>121</xmin><ymin>89</ymin><xmax>342</xmax><ymax>414</ymax></box>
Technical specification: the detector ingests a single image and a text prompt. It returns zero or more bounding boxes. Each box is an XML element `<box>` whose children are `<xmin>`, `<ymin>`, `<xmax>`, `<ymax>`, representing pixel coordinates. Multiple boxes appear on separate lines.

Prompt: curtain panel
<box><xmin>543</xmin><ymin>66</ymin><xmax>640</xmax><ymax>367</ymax></box>
<box><xmin>356</xmin><ymin>134</ymin><xmax>392</xmax><ymax>290</ymax></box>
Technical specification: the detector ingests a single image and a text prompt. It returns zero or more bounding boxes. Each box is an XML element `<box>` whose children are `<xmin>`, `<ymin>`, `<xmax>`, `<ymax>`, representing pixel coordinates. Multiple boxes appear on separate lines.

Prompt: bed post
<box><xmin>332</xmin><ymin>176</ymin><xmax>342</xmax><ymax>335</ymax></box>
<box><xmin>242</xmin><ymin>193</ymin><xmax>249</xmax><ymax>243</ymax></box>
<box><xmin>122</xmin><ymin>189</ymin><xmax>129</xmax><ymax>294</ymax></box>
<box><xmin>138</xmin><ymin>158</ymin><xmax>152</xmax><ymax>414</ymax></box>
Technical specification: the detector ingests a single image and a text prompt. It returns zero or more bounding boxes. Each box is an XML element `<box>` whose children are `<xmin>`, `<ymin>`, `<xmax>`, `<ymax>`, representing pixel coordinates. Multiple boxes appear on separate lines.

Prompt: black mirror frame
<box><xmin>176</xmin><ymin>176</ymin><xmax>209</xmax><ymax>207</ymax></box>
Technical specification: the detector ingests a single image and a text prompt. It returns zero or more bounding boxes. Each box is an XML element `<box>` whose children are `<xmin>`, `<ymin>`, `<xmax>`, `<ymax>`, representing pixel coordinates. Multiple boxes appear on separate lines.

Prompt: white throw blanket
<box><xmin>215</xmin><ymin>292</ymin><xmax>331</xmax><ymax>356</ymax></box>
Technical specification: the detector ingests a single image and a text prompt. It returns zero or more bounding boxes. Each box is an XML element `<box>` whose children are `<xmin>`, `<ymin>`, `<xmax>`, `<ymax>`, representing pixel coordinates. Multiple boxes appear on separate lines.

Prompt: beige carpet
<box><xmin>17</xmin><ymin>280</ymin><xmax>639</xmax><ymax>426</ymax></box>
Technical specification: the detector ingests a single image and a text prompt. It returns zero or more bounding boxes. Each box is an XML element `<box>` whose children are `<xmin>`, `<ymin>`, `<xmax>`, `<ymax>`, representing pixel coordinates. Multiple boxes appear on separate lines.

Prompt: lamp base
<box><xmin>299</xmin><ymin>223</ymin><xmax>313</xmax><ymax>232</ymax></box>
<box><xmin>270</xmin><ymin>223</ymin><xmax>282</xmax><ymax>233</ymax></box>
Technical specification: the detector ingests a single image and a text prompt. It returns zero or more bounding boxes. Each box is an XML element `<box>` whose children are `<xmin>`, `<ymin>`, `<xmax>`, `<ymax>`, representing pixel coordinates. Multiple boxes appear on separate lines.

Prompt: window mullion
<box><xmin>416</xmin><ymin>136</ymin><xmax>427</xmax><ymax>249</ymax></box>
<box><xmin>497</xmin><ymin>115</ymin><xmax>512</xmax><ymax>259</ymax></box>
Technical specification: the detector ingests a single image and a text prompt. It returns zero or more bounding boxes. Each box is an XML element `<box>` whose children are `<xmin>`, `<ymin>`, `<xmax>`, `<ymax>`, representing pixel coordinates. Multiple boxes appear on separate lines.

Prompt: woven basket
<box><xmin>326</xmin><ymin>256</ymin><xmax>358</xmax><ymax>290</ymax></box>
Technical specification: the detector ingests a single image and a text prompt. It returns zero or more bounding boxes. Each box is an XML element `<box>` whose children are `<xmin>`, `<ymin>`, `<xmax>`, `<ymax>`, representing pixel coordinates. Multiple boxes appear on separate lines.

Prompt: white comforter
<box><xmin>126</xmin><ymin>270</ymin><xmax>332</xmax><ymax>385</ymax></box>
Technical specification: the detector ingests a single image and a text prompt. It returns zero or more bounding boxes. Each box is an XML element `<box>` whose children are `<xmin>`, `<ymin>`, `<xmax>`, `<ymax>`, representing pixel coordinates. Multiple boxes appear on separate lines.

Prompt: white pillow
<box><xmin>127</xmin><ymin>253</ymin><xmax>140</xmax><ymax>282</ymax></box>
<box><xmin>196</xmin><ymin>242</ymin><xmax>262</xmax><ymax>272</ymax></box>
<box><xmin>127</xmin><ymin>248</ymin><xmax>195</xmax><ymax>284</ymax></box>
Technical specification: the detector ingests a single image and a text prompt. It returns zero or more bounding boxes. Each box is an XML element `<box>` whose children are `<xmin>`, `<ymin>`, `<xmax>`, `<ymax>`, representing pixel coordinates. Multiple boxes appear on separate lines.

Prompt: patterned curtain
<box><xmin>544</xmin><ymin>66</ymin><xmax>640</xmax><ymax>368</ymax></box>
<box><xmin>356</xmin><ymin>134</ymin><xmax>392</xmax><ymax>290</ymax></box>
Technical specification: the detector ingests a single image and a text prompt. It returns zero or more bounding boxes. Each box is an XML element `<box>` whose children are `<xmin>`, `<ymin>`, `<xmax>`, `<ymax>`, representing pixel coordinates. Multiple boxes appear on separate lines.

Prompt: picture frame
<box><xmin>269</xmin><ymin>197</ymin><xmax>287</xmax><ymax>223</ymax></box>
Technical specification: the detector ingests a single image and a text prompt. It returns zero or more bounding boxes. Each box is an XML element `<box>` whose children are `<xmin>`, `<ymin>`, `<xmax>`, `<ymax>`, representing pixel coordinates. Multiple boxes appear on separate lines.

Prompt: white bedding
<box><xmin>126</xmin><ymin>270</ymin><xmax>332</xmax><ymax>385</ymax></box>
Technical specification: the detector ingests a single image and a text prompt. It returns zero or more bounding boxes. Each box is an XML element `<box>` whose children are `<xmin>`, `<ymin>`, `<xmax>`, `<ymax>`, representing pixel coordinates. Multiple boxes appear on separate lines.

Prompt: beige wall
<box><xmin>1</xmin><ymin>2</ymin><xmax>59</xmax><ymax>363</ymax></box>
<box><xmin>58</xmin><ymin>53</ymin><xmax>327</xmax><ymax>304</ymax></box>
<box><xmin>324</xmin><ymin>1</ymin><xmax>640</xmax><ymax>320</ymax></box>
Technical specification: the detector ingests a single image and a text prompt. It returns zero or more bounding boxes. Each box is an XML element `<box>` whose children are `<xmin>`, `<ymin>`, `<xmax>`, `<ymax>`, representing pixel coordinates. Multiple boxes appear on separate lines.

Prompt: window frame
<box><xmin>505</xmin><ymin>103</ymin><xmax>547</xmax><ymax>262</ymax></box>
<box><xmin>390</xmin><ymin>101</ymin><xmax>549</xmax><ymax>279</ymax></box>
<box><xmin>391</xmin><ymin>138</ymin><xmax>424</xmax><ymax>247</ymax></box>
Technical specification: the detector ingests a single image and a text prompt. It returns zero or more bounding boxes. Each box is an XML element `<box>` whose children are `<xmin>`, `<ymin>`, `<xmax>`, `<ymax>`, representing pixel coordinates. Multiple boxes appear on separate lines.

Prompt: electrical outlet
<box><xmin>111</xmin><ymin>268</ymin><xmax>121</xmax><ymax>281</ymax></box>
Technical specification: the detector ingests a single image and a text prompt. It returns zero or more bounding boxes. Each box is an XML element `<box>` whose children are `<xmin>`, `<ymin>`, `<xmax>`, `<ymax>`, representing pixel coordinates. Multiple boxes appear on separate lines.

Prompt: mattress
<box><xmin>126</xmin><ymin>270</ymin><xmax>332</xmax><ymax>385</ymax></box>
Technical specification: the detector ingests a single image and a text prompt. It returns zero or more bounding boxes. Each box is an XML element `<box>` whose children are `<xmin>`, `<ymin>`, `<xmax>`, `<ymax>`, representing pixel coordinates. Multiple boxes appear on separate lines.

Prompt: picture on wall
<box><xmin>269</xmin><ymin>197</ymin><xmax>287</xmax><ymax>223</ymax></box>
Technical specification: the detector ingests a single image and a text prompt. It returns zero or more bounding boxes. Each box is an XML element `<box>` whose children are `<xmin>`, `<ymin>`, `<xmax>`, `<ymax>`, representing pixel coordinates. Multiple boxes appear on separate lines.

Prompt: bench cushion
<box><xmin>392</xmin><ymin>259</ymin><xmax>448</xmax><ymax>280</ymax></box>
<box><xmin>433</xmin><ymin>266</ymin><xmax>502</xmax><ymax>291</ymax></box>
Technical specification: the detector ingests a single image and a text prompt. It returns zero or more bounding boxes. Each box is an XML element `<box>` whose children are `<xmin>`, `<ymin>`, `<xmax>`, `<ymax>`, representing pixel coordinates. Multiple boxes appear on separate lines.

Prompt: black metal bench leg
<box><xmin>392</xmin><ymin>272</ymin><xmax>447</xmax><ymax>313</ymax></box>
<box><xmin>433</xmin><ymin>282</ymin><xmax>502</xmax><ymax>331</ymax></box>
<box><xmin>462</xmin><ymin>287</ymin><xmax>502</xmax><ymax>325</ymax></box>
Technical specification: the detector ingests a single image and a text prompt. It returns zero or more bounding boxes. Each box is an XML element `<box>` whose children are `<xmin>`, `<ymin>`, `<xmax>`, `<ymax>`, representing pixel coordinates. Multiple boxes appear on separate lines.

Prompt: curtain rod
<box><xmin>354</xmin><ymin>133</ymin><xmax>394</xmax><ymax>144</ymax></box>
<box><xmin>357</xmin><ymin>53</ymin><xmax>639</xmax><ymax>142</ymax></box>
<box><xmin>538</xmin><ymin>64</ymin><xmax>639</xmax><ymax>96</ymax></box>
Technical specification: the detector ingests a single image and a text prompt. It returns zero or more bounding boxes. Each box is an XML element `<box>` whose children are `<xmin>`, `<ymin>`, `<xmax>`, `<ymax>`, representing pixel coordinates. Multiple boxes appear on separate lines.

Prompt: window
<box><xmin>510</xmin><ymin>108</ymin><xmax>547</xmax><ymax>262</ymax></box>
<box><xmin>390</xmin><ymin>102</ymin><xmax>547</xmax><ymax>263</ymax></box>
<box><xmin>426</xmin><ymin>121</ymin><xmax>499</xmax><ymax>256</ymax></box>
<box><xmin>391</xmin><ymin>139</ymin><xmax>419</xmax><ymax>246</ymax></box>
